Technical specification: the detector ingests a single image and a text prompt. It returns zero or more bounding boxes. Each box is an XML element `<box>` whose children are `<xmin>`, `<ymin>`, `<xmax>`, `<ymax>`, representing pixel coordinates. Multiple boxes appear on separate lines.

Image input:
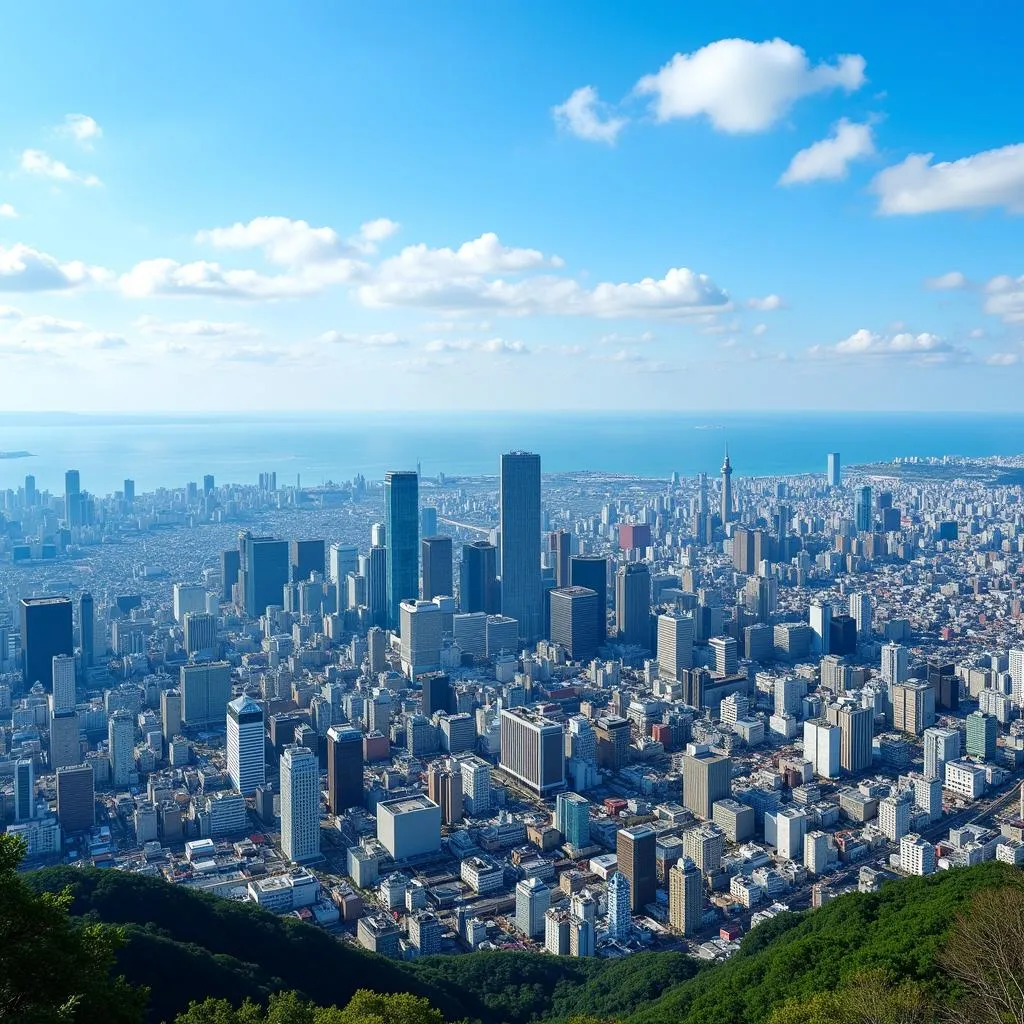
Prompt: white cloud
<box><xmin>752</xmin><ymin>323</ymin><xmax>768</xmax><ymax>336</ymax></box>
<box><xmin>357</xmin><ymin>218</ymin><xmax>400</xmax><ymax>246</ymax></box>
<box><xmin>20</xmin><ymin>149</ymin><xmax>101</xmax><ymax>187</ymax></box>
<box><xmin>812</xmin><ymin>328</ymin><xmax>964</xmax><ymax>363</ymax></box>
<box><xmin>58</xmin><ymin>114</ymin><xmax>103</xmax><ymax>147</ymax></box>
<box><xmin>425</xmin><ymin>337</ymin><xmax>530</xmax><ymax>355</ymax></box>
<box><xmin>872</xmin><ymin>144</ymin><xmax>1024</xmax><ymax>215</ymax></box>
<box><xmin>925</xmin><ymin>270</ymin><xmax>968</xmax><ymax>290</ymax></box>
<box><xmin>0</xmin><ymin>243</ymin><xmax>109</xmax><ymax>292</ymax></box>
<box><xmin>133</xmin><ymin>315</ymin><xmax>261</xmax><ymax>337</ymax></box>
<box><xmin>374</xmin><ymin>232</ymin><xmax>560</xmax><ymax>281</ymax></box>
<box><xmin>635</xmin><ymin>38</ymin><xmax>866</xmax><ymax>133</ymax></box>
<box><xmin>319</xmin><ymin>330</ymin><xmax>407</xmax><ymax>347</ymax></box>
<box><xmin>986</xmin><ymin>352</ymin><xmax>1019</xmax><ymax>366</ymax></box>
<box><xmin>0</xmin><ymin>305</ymin><xmax>23</xmax><ymax>320</ymax></box>
<box><xmin>119</xmin><ymin>257</ymin><xmax>327</xmax><ymax>300</ymax></box>
<box><xmin>198</xmin><ymin>216</ymin><xmax>349</xmax><ymax>265</ymax></box>
<box><xmin>0</xmin><ymin>203</ymin><xmax>16</xmax><ymax>218</ymax></box>
<box><xmin>22</xmin><ymin>314</ymin><xmax>83</xmax><ymax>333</ymax></box>
<box><xmin>983</xmin><ymin>275</ymin><xmax>1024</xmax><ymax>323</ymax></box>
<box><xmin>779</xmin><ymin>118</ymin><xmax>875</xmax><ymax>185</ymax></box>
<box><xmin>599</xmin><ymin>330</ymin><xmax>656</xmax><ymax>345</ymax></box>
<box><xmin>746</xmin><ymin>294</ymin><xmax>785</xmax><ymax>311</ymax></box>
<box><xmin>552</xmin><ymin>86</ymin><xmax>628</xmax><ymax>144</ymax></box>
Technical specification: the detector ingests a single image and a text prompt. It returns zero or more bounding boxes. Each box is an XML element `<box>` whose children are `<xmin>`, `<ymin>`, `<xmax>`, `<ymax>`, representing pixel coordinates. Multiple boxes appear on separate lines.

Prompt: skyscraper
<box><xmin>549</xmin><ymin>586</ymin><xmax>600</xmax><ymax>661</ymax></box>
<box><xmin>606</xmin><ymin>871</ymin><xmax>632</xmax><ymax>940</ymax></box>
<box><xmin>499</xmin><ymin>452</ymin><xmax>542</xmax><ymax>642</ymax></box>
<box><xmin>615</xmin><ymin>563</ymin><xmax>651</xmax><ymax>648</ymax></box>
<box><xmin>384</xmin><ymin>471</ymin><xmax>419</xmax><ymax>631</ymax></box>
<box><xmin>78</xmin><ymin>591</ymin><xmax>94</xmax><ymax>675</ymax></box>
<box><xmin>64</xmin><ymin>469</ymin><xmax>81</xmax><ymax>526</ymax></box>
<box><xmin>657</xmin><ymin>612</ymin><xmax>694</xmax><ymax>680</ymax></box>
<box><xmin>551</xmin><ymin>530</ymin><xmax>573</xmax><ymax>588</ymax></box>
<box><xmin>183</xmin><ymin>612</ymin><xmax>217</xmax><ymax>656</ymax></box>
<box><xmin>682</xmin><ymin>746</ymin><xmax>732</xmax><ymax>819</ymax></box>
<box><xmin>51</xmin><ymin>654</ymin><xmax>77</xmax><ymax>714</ymax></box>
<box><xmin>227</xmin><ymin>695</ymin><xmax>266</xmax><ymax>795</ymax></box>
<box><xmin>809</xmin><ymin>602</ymin><xmax>832</xmax><ymax>656</ymax></box>
<box><xmin>422</xmin><ymin>672</ymin><xmax>453</xmax><ymax>718</ymax></box>
<box><xmin>556</xmin><ymin>792</ymin><xmax>590</xmax><ymax>848</ymax></box>
<box><xmin>569</xmin><ymin>555</ymin><xmax>608</xmax><ymax>643</ymax></box>
<box><xmin>499</xmin><ymin>707</ymin><xmax>565</xmax><ymax>794</ymax></box>
<box><xmin>289</xmin><ymin>539</ymin><xmax>326</xmax><ymax>582</ymax></box>
<box><xmin>56</xmin><ymin>764</ymin><xmax>94</xmax><ymax>834</ymax></box>
<box><xmin>516</xmin><ymin>877</ymin><xmax>551</xmax><ymax>938</ymax></box>
<box><xmin>827</xmin><ymin>452</ymin><xmax>841</xmax><ymax>487</ymax></box>
<box><xmin>179</xmin><ymin>662</ymin><xmax>232</xmax><ymax>728</ymax></box>
<box><xmin>221</xmin><ymin>549</ymin><xmax>241</xmax><ymax>603</ymax></box>
<box><xmin>460</xmin><ymin>541</ymin><xmax>500</xmax><ymax>614</ymax></box>
<box><xmin>421</xmin><ymin>536</ymin><xmax>454</xmax><ymax>601</ymax></box>
<box><xmin>14</xmin><ymin>759</ymin><xmax>35</xmax><ymax>821</ymax></box>
<box><xmin>837</xmin><ymin>703</ymin><xmax>873</xmax><ymax>773</ymax></box>
<box><xmin>327</xmin><ymin>726</ymin><xmax>364</xmax><ymax>813</ymax></box>
<box><xmin>720</xmin><ymin>448</ymin><xmax>733</xmax><ymax>523</ymax></box>
<box><xmin>50</xmin><ymin>710</ymin><xmax>81</xmax><ymax>771</ymax></box>
<box><xmin>367</xmin><ymin>545</ymin><xmax>388</xmax><ymax>628</ymax></box>
<box><xmin>668</xmin><ymin>857</ymin><xmax>703</xmax><ymax>936</ymax></box>
<box><xmin>240</xmin><ymin>534</ymin><xmax>289</xmax><ymax>618</ymax></box>
<box><xmin>20</xmin><ymin>597</ymin><xmax>74</xmax><ymax>691</ymax></box>
<box><xmin>281</xmin><ymin>745</ymin><xmax>320</xmax><ymax>862</ymax></box>
<box><xmin>108</xmin><ymin>710</ymin><xmax>135</xmax><ymax>788</ymax></box>
<box><xmin>855</xmin><ymin>485</ymin><xmax>873</xmax><ymax>533</ymax></box>
<box><xmin>161</xmin><ymin>689</ymin><xmax>182</xmax><ymax>744</ymax></box>
<box><xmin>617</xmin><ymin>824</ymin><xmax>656</xmax><ymax>911</ymax></box>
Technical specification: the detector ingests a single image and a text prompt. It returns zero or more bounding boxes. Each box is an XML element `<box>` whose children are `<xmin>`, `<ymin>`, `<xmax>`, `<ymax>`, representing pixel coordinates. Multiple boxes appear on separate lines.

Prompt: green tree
<box><xmin>0</xmin><ymin>833</ymin><xmax>148</xmax><ymax>1024</ymax></box>
<box><xmin>768</xmin><ymin>970</ymin><xmax>934</xmax><ymax>1024</ymax></box>
<box><xmin>174</xmin><ymin>989</ymin><xmax>445</xmax><ymax>1024</ymax></box>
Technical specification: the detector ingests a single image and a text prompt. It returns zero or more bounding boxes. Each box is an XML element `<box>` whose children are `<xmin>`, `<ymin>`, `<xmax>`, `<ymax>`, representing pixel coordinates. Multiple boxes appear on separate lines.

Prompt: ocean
<box><xmin>0</xmin><ymin>411</ymin><xmax>1022</xmax><ymax>496</ymax></box>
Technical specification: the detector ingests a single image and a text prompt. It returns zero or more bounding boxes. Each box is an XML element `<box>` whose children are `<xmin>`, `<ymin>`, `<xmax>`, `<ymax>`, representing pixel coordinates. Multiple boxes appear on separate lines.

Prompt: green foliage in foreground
<box><xmin>173</xmin><ymin>989</ymin><xmax>445</xmax><ymax>1024</ymax></box>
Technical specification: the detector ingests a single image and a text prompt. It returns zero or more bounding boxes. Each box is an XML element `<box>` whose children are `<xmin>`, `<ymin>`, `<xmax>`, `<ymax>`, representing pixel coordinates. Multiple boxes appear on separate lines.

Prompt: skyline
<box><xmin>2</xmin><ymin>3</ymin><xmax>1024</xmax><ymax>411</ymax></box>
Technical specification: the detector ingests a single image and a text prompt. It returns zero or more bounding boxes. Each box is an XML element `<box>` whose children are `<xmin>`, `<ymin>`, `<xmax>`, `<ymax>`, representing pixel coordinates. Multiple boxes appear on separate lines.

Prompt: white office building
<box><xmin>227</xmin><ymin>694</ymin><xmax>266</xmax><ymax>795</ymax></box>
<box><xmin>399</xmin><ymin>600</ymin><xmax>442</xmax><ymax>678</ymax></box>
<box><xmin>108</xmin><ymin>710</ymin><xmax>135</xmax><ymax>789</ymax></box>
<box><xmin>281</xmin><ymin>745</ymin><xmax>320</xmax><ymax>863</ymax></box>
<box><xmin>376</xmin><ymin>795</ymin><xmax>442</xmax><ymax>860</ymax></box>
<box><xmin>765</xmin><ymin>806</ymin><xmax>807</xmax><ymax>861</ymax></box>
<box><xmin>810</xmin><ymin>602</ymin><xmax>832</xmax><ymax>656</ymax></box>
<box><xmin>499</xmin><ymin>707</ymin><xmax>565</xmax><ymax>794</ymax></box>
<box><xmin>900</xmin><ymin>833</ymin><xmax>936</xmax><ymax>875</ymax></box>
<box><xmin>878</xmin><ymin>792</ymin><xmax>912</xmax><ymax>842</ymax></box>
<box><xmin>51</xmin><ymin>654</ymin><xmax>77</xmax><ymax>714</ymax></box>
<box><xmin>803</xmin><ymin>718</ymin><xmax>841</xmax><ymax>779</ymax></box>
<box><xmin>657</xmin><ymin>611</ymin><xmax>694</xmax><ymax>680</ymax></box>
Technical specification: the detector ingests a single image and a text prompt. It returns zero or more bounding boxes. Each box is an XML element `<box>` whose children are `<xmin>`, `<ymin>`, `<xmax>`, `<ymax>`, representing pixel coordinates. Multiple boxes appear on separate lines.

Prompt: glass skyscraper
<box><xmin>384</xmin><ymin>470</ymin><xmax>419</xmax><ymax>631</ymax></box>
<box><xmin>855</xmin><ymin>485</ymin><xmax>873</xmax><ymax>533</ymax></box>
<box><xmin>499</xmin><ymin>451</ymin><xmax>542</xmax><ymax>642</ymax></box>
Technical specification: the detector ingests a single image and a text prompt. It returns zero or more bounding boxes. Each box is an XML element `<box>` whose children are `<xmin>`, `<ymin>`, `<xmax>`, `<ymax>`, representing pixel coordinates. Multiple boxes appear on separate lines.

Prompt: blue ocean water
<box><xmin>0</xmin><ymin>412</ymin><xmax>1022</xmax><ymax>496</ymax></box>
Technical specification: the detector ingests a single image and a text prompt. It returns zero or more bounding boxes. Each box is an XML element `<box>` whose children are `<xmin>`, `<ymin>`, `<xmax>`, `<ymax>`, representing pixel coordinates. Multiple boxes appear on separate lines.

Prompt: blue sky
<box><xmin>1</xmin><ymin>1</ymin><xmax>1023</xmax><ymax>412</ymax></box>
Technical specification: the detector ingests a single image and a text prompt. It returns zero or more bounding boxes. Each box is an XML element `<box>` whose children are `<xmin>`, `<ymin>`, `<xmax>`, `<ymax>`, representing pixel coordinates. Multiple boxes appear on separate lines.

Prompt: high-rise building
<box><xmin>809</xmin><ymin>602</ymin><xmax>832</xmax><ymax>656</ymax></box>
<box><xmin>569</xmin><ymin>555</ymin><xmax>608</xmax><ymax>643</ymax></box>
<box><xmin>966</xmin><ymin>710</ymin><xmax>997</xmax><ymax>760</ymax></box>
<box><xmin>928</xmin><ymin>658</ymin><xmax>960</xmax><ymax>712</ymax></box>
<box><xmin>281</xmin><ymin>745</ymin><xmax>320</xmax><ymax>862</ymax></box>
<box><xmin>399</xmin><ymin>600</ymin><xmax>442</xmax><ymax>678</ymax></box>
<box><xmin>422</xmin><ymin>672</ymin><xmax>452</xmax><ymax>718</ymax></box>
<box><xmin>657</xmin><ymin>612</ymin><xmax>694</xmax><ymax>681</ymax></box>
<box><xmin>709</xmin><ymin>635</ymin><xmax>738</xmax><ymax>676</ymax></box>
<box><xmin>556</xmin><ymin>792</ymin><xmax>590</xmax><ymax>848</ymax></box>
<box><xmin>720</xmin><ymin>449</ymin><xmax>733</xmax><ymax>523</ymax></box>
<box><xmin>384</xmin><ymin>470</ymin><xmax>419</xmax><ymax>631</ymax></box>
<box><xmin>427</xmin><ymin>760</ymin><xmax>463</xmax><ymax>824</ymax></box>
<box><xmin>20</xmin><ymin>597</ymin><xmax>74</xmax><ymax>691</ymax></box>
<box><xmin>221</xmin><ymin>549</ymin><xmax>241</xmax><ymax>603</ymax></box>
<box><xmin>328</xmin><ymin>543</ymin><xmax>358</xmax><ymax>586</ymax></box>
<box><xmin>227</xmin><ymin>695</ymin><xmax>266</xmax><ymax>795</ymax></box>
<box><xmin>827</xmin><ymin>452</ymin><xmax>841</xmax><ymax>487</ymax></box>
<box><xmin>617</xmin><ymin>824</ymin><xmax>656</xmax><ymax>911</ymax></box>
<box><xmin>460</xmin><ymin>755</ymin><xmax>492</xmax><ymax>816</ymax></box>
<box><xmin>327</xmin><ymin>725</ymin><xmax>364</xmax><ymax>813</ymax></box>
<box><xmin>500</xmin><ymin>452</ymin><xmax>542</xmax><ymax>642</ymax></box>
<box><xmin>173</xmin><ymin>583</ymin><xmax>208</xmax><ymax>623</ymax></box>
<box><xmin>605</xmin><ymin>871</ymin><xmax>632</xmax><ymax>940</ymax></box>
<box><xmin>516</xmin><ymin>877</ymin><xmax>551</xmax><ymax>938</ymax></box>
<box><xmin>367</xmin><ymin>545</ymin><xmax>388</xmax><ymax>628</ymax></box>
<box><xmin>240</xmin><ymin>535</ymin><xmax>289</xmax><ymax>617</ymax></box>
<box><xmin>78</xmin><ymin>591</ymin><xmax>94</xmax><ymax>674</ymax></box>
<box><xmin>160</xmin><ymin>689</ymin><xmax>182</xmax><ymax>744</ymax></box>
<box><xmin>499</xmin><ymin>707</ymin><xmax>565</xmax><ymax>794</ymax></box>
<box><xmin>64</xmin><ymin>469</ymin><xmax>81</xmax><ymax>526</ymax></box>
<box><xmin>421</xmin><ymin>536</ymin><xmax>454</xmax><ymax>601</ymax></box>
<box><xmin>56</xmin><ymin>764</ymin><xmax>94</xmax><ymax>833</ymax></box>
<box><xmin>892</xmin><ymin>681</ymin><xmax>935</xmax><ymax>736</ymax></box>
<box><xmin>51</xmin><ymin>654</ymin><xmax>77</xmax><ymax>714</ymax></box>
<box><xmin>803</xmin><ymin>718</ymin><xmax>841</xmax><ymax>779</ymax></box>
<box><xmin>183</xmin><ymin>612</ymin><xmax>218</xmax><ymax>656</ymax></box>
<box><xmin>179</xmin><ymin>661</ymin><xmax>232</xmax><ymax>728</ymax></box>
<box><xmin>289</xmin><ymin>539</ymin><xmax>325</xmax><ymax>583</ymax></box>
<box><xmin>14</xmin><ymin>758</ymin><xmax>35</xmax><ymax>821</ymax></box>
<box><xmin>419</xmin><ymin>506</ymin><xmax>438</xmax><ymax>540</ymax></box>
<box><xmin>923</xmin><ymin>726</ymin><xmax>961</xmax><ymax>781</ymax></box>
<box><xmin>668</xmin><ymin>856</ymin><xmax>703</xmax><ymax>936</ymax></box>
<box><xmin>881</xmin><ymin>642</ymin><xmax>909</xmax><ymax>686</ymax></box>
<box><xmin>682</xmin><ymin>746</ymin><xmax>732</xmax><ymax>819</ymax></box>
<box><xmin>551</xmin><ymin>530</ymin><xmax>573</xmax><ymax>588</ymax></box>
<box><xmin>837</xmin><ymin>703</ymin><xmax>873</xmax><ymax>773</ymax></box>
<box><xmin>549</xmin><ymin>586</ymin><xmax>600</xmax><ymax>661</ymax></box>
<box><xmin>855</xmin><ymin>485</ymin><xmax>873</xmax><ymax>533</ymax></box>
<box><xmin>848</xmin><ymin>592</ymin><xmax>871</xmax><ymax>639</ymax></box>
<box><xmin>615</xmin><ymin>563</ymin><xmax>651</xmax><ymax>648</ymax></box>
<box><xmin>460</xmin><ymin>541</ymin><xmax>500</xmax><ymax>614</ymax></box>
<box><xmin>108</xmin><ymin>710</ymin><xmax>135</xmax><ymax>788</ymax></box>
<box><xmin>50</xmin><ymin>710</ymin><xmax>81</xmax><ymax>771</ymax></box>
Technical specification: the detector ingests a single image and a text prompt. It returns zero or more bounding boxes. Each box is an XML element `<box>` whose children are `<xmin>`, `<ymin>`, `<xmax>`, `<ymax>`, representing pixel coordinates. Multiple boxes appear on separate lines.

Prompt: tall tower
<box><xmin>384</xmin><ymin>471</ymin><xmax>419</xmax><ymax>631</ymax></box>
<box><xmin>227</xmin><ymin>695</ymin><xmax>266</xmax><ymax>795</ymax></box>
<box><xmin>720</xmin><ymin>447</ymin><xmax>733</xmax><ymax>524</ymax></box>
<box><xmin>499</xmin><ymin>451</ymin><xmax>542</xmax><ymax>642</ymax></box>
<box><xmin>280</xmin><ymin>745</ymin><xmax>320</xmax><ymax>862</ymax></box>
<box><xmin>78</xmin><ymin>591</ymin><xmax>94</xmax><ymax>676</ymax></box>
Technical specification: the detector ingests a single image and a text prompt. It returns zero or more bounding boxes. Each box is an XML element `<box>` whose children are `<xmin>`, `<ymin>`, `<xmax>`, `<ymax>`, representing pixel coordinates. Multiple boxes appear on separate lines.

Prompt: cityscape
<box><xmin>3</xmin><ymin>444</ymin><xmax>1024</xmax><ymax>963</ymax></box>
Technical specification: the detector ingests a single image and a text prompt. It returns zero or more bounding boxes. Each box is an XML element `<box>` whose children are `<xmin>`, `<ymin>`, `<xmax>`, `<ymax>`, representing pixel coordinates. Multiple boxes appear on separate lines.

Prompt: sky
<box><xmin>1</xmin><ymin>2</ymin><xmax>1023</xmax><ymax>413</ymax></box>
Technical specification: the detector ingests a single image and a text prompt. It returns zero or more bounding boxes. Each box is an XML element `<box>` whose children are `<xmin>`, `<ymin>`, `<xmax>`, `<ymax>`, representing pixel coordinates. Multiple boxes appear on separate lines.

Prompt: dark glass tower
<box><xmin>615</xmin><ymin>563</ymin><xmax>651</xmax><ymax>649</ymax></box>
<box><xmin>241</xmin><ymin>535</ymin><xmax>289</xmax><ymax>617</ymax></box>
<box><xmin>461</xmin><ymin>541</ymin><xmax>500</xmax><ymax>613</ymax></box>
<box><xmin>384</xmin><ymin>471</ymin><xmax>419</xmax><ymax>630</ymax></box>
<box><xmin>78</xmin><ymin>592</ymin><xmax>94</xmax><ymax>675</ymax></box>
<box><xmin>569</xmin><ymin>555</ymin><xmax>608</xmax><ymax>642</ymax></box>
<box><xmin>221</xmin><ymin>549</ymin><xmax>241</xmax><ymax>603</ymax></box>
<box><xmin>327</xmin><ymin>726</ymin><xmax>364</xmax><ymax>813</ymax></box>
<box><xmin>367</xmin><ymin>545</ymin><xmax>389</xmax><ymax>629</ymax></box>
<box><xmin>855</xmin><ymin>485</ymin><xmax>874</xmax><ymax>533</ymax></box>
<box><xmin>289</xmin><ymin>539</ymin><xmax>325</xmax><ymax>582</ymax></box>
<box><xmin>499</xmin><ymin>452</ymin><xmax>542</xmax><ymax>642</ymax></box>
<box><xmin>421</xmin><ymin>536</ymin><xmax>453</xmax><ymax>600</ymax></box>
<box><xmin>64</xmin><ymin>469</ymin><xmax>81</xmax><ymax>527</ymax></box>
<box><xmin>552</xmin><ymin>530</ymin><xmax>572</xmax><ymax>588</ymax></box>
<box><xmin>20</xmin><ymin>597</ymin><xmax>74</xmax><ymax>691</ymax></box>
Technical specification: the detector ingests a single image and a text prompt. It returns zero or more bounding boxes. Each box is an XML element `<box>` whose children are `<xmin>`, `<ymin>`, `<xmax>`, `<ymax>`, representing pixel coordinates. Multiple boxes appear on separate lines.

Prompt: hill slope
<box><xmin>27</xmin><ymin>861</ymin><xmax>1022</xmax><ymax>1024</ymax></box>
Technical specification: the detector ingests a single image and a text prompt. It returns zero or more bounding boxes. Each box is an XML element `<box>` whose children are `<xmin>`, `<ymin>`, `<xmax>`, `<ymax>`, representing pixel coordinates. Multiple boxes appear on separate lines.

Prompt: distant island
<box><xmin>0</xmin><ymin>450</ymin><xmax>33</xmax><ymax>459</ymax></box>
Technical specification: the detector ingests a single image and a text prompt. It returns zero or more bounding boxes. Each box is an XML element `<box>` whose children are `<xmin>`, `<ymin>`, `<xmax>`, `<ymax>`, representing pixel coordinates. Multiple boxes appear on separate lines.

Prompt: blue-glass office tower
<box><xmin>855</xmin><ymin>485</ymin><xmax>873</xmax><ymax>533</ymax></box>
<box><xmin>461</xmin><ymin>541</ymin><xmax>500</xmax><ymax>614</ymax></box>
<box><xmin>384</xmin><ymin>471</ymin><xmax>419</xmax><ymax>631</ymax></box>
<box><xmin>64</xmin><ymin>469</ymin><xmax>81</xmax><ymax>527</ymax></box>
<box><xmin>827</xmin><ymin>452</ymin><xmax>841</xmax><ymax>487</ymax></box>
<box><xmin>241</xmin><ymin>534</ymin><xmax>289</xmax><ymax>617</ymax></box>
<box><xmin>367</xmin><ymin>546</ymin><xmax>389</xmax><ymax>628</ymax></box>
<box><xmin>20</xmin><ymin>596</ymin><xmax>74</xmax><ymax>691</ymax></box>
<box><xmin>500</xmin><ymin>452</ymin><xmax>542</xmax><ymax>642</ymax></box>
<box><xmin>78</xmin><ymin>592</ymin><xmax>94</xmax><ymax>676</ymax></box>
